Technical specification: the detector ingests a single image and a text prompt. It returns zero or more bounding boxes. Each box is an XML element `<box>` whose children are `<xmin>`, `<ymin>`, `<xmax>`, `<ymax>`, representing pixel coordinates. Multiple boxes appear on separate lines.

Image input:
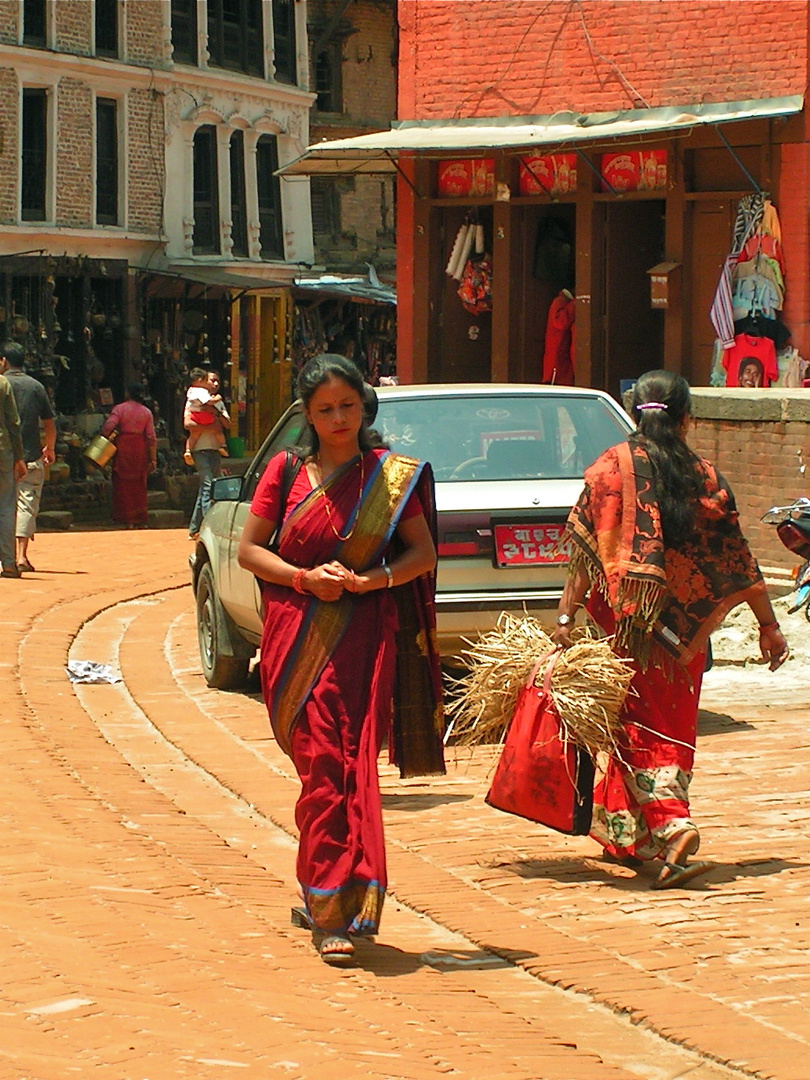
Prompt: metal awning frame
<box><xmin>278</xmin><ymin>96</ymin><xmax>803</xmax><ymax>194</ymax></box>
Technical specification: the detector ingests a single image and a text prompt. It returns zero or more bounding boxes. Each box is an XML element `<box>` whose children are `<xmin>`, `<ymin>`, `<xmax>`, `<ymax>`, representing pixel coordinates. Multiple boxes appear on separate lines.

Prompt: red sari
<box><xmin>252</xmin><ymin>448</ymin><xmax>444</xmax><ymax>935</ymax></box>
<box><xmin>102</xmin><ymin>400</ymin><xmax>156</xmax><ymax>526</ymax></box>
<box><xmin>565</xmin><ymin>440</ymin><xmax>765</xmax><ymax>861</ymax></box>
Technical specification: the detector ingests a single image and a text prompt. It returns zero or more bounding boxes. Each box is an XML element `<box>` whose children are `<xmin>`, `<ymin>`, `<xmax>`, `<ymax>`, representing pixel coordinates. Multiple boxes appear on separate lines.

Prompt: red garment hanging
<box><xmin>542</xmin><ymin>291</ymin><xmax>575</xmax><ymax>384</ymax></box>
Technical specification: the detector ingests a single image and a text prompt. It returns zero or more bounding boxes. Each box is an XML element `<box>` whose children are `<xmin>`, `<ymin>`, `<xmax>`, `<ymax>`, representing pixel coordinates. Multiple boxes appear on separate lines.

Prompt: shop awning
<box><xmin>278</xmin><ymin>96</ymin><xmax>803</xmax><ymax>177</ymax></box>
<box><xmin>140</xmin><ymin>267</ymin><xmax>293</xmax><ymax>299</ymax></box>
<box><xmin>294</xmin><ymin>271</ymin><xmax>396</xmax><ymax>305</ymax></box>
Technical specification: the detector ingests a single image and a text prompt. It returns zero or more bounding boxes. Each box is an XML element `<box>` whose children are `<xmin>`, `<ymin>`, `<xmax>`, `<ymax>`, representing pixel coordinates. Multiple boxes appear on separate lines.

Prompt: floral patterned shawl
<box><xmin>565</xmin><ymin>440</ymin><xmax>766</xmax><ymax>667</ymax></box>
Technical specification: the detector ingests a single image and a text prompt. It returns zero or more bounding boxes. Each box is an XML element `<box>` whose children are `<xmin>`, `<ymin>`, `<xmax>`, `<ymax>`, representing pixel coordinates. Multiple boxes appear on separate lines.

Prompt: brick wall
<box><xmin>0</xmin><ymin>67</ymin><xmax>17</xmax><ymax>222</ymax></box>
<box><xmin>398</xmin><ymin>1</ymin><xmax>807</xmax><ymax>118</ymax></box>
<box><xmin>125</xmin><ymin>0</ymin><xmax>168</xmax><ymax>67</ymax></box>
<box><xmin>56</xmin><ymin>77</ymin><xmax>93</xmax><ymax>227</ymax></box>
<box><xmin>689</xmin><ymin>389</ymin><xmax>810</xmax><ymax>572</ymax></box>
<box><xmin>310</xmin><ymin>0</ymin><xmax>397</xmax><ymax>272</ymax></box>
<box><xmin>55</xmin><ymin>0</ymin><xmax>92</xmax><ymax>56</ymax></box>
<box><xmin>127</xmin><ymin>88</ymin><xmax>164</xmax><ymax>234</ymax></box>
<box><xmin>777</xmin><ymin>141</ymin><xmax>810</xmax><ymax>366</ymax></box>
<box><xmin>0</xmin><ymin>1</ymin><xmax>18</xmax><ymax>44</ymax></box>
<box><xmin>339</xmin><ymin>1</ymin><xmax>397</xmax><ymax>125</ymax></box>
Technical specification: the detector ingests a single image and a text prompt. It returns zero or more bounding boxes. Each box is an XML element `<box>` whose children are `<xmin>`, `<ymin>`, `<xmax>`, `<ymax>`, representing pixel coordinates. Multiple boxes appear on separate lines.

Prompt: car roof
<box><xmin>374</xmin><ymin>383</ymin><xmax>618</xmax><ymax>400</ymax></box>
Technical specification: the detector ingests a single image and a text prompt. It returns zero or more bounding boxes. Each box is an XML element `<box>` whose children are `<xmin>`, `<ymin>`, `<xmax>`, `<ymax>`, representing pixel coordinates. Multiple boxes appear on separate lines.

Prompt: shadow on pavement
<box><xmin>382</xmin><ymin>793</ymin><xmax>474</xmax><ymax>811</ymax></box>
<box><xmin>701</xmin><ymin>857</ymin><xmax>808</xmax><ymax>884</ymax></box>
<box><xmin>698</xmin><ymin>709</ymin><xmax>757</xmax><ymax>735</ymax></box>
<box><xmin>353</xmin><ymin>940</ymin><xmax>536</xmax><ymax>976</ymax></box>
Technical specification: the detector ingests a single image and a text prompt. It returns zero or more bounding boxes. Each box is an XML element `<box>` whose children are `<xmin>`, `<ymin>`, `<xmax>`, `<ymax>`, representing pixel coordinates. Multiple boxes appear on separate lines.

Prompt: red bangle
<box><xmin>291</xmin><ymin>568</ymin><xmax>309</xmax><ymax>594</ymax></box>
<box><xmin>758</xmin><ymin>620</ymin><xmax>780</xmax><ymax>632</ymax></box>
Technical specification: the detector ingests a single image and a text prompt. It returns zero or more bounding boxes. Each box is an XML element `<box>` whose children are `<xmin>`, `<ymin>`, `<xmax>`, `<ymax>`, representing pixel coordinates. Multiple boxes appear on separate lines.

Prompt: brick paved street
<box><xmin>0</xmin><ymin>527</ymin><xmax>808</xmax><ymax>1080</ymax></box>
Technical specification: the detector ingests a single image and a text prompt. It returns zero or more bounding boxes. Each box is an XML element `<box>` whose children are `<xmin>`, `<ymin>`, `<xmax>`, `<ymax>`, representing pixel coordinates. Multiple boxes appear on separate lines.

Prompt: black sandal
<box><xmin>290</xmin><ymin>906</ymin><xmax>311</xmax><ymax>929</ymax></box>
<box><xmin>319</xmin><ymin>934</ymin><xmax>354</xmax><ymax>966</ymax></box>
<box><xmin>650</xmin><ymin>829</ymin><xmax>711</xmax><ymax>890</ymax></box>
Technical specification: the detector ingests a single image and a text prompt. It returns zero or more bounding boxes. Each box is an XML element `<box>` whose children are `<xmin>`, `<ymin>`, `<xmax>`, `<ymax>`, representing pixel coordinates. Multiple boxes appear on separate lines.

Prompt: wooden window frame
<box><xmin>256</xmin><ymin>135</ymin><xmax>284</xmax><ymax>260</ymax></box>
<box><xmin>21</xmin><ymin>88</ymin><xmax>47</xmax><ymax>222</ymax></box>
<box><xmin>96</xmin><ymin>97</ymin><xmax>119</xmax><ymax>226</ymax></box>
<box><xmin>193</xmin><ymin>126</ymin><xmax>220</xmax><ymax>255</ymax></box>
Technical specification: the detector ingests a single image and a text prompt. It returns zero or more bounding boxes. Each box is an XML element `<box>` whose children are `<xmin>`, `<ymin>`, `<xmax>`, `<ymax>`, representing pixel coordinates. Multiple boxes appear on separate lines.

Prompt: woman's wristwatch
<box><xmin>556</xmin><ymin>613</ymin><xmax>572</xmax><ymax>627</ymax></box>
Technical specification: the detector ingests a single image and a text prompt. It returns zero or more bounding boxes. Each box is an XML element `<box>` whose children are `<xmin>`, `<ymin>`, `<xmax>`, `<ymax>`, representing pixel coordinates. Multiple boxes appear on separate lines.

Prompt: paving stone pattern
<box><xmin>0</xmin><ymin>529</ymin><xmax>807</xmax><ymax>1079</ymax></box>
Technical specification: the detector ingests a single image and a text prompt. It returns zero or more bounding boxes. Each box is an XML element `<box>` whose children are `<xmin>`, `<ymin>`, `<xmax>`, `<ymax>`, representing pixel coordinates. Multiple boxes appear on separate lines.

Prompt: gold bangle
<box><xmin>383</xmin><ymin>564</ymin><xmax>394</xmax><ymax>589</ymax></box>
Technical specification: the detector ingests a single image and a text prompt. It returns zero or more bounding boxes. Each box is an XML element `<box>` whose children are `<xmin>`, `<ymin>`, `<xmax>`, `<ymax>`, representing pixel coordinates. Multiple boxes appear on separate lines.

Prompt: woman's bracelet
<box><xmin>758</xmin><ymin>620</ymin><xmax>780</xmax><ymax>633</ymax></box>
<box><xmin>291</xmin><ymin>567</ymin><xmax>309</xmax><ymax>594</ymax></box>
<box><xmin>383</xmin><ymin>564</ymin><xmax>394</xmax><ymax>589</ymax></box>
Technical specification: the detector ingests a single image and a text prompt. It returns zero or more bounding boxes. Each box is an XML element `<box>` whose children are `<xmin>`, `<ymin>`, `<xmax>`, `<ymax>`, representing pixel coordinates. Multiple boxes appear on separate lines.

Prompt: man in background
<box><xmin>0</xmin><ymin>356</ymin><xmax>26</xmax><ymax>578</ymax></box>
<box><xmin>0</xmin><ymin>341</ymin><xmax>55</xmax><ymax>572</ymax></box>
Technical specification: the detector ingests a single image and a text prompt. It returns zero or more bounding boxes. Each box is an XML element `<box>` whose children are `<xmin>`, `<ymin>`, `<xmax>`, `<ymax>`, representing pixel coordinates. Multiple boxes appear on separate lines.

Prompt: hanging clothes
<box><xmin>722</xmin><ymin>333</ymin><xmax>778</xmax><ymax>387</ymax></box>
<box><xmin>542</xmin><ymin>290</ymin><xmax>575</xmax><ymax>384</ymax></box>
<box><xmin>709</xmin><ymin>192</ymin><xmax>768</xmax><ymax>348</ymax></box>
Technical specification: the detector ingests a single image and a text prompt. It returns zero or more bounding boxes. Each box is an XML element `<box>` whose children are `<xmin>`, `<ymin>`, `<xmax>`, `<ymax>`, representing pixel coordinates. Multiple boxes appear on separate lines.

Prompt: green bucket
<box><xmin>226</xmin><ymin>436</ymin><xmax>246</xmax><ymax>458</ymax></box>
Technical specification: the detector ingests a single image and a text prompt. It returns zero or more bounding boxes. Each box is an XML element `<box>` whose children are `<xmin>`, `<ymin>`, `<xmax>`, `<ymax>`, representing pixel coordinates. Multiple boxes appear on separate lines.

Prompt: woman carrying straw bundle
<box><xmin>238</xmin><ymin>354</ymin><xmax>444</xmax><ymax>965</ymax></box>
<box><xmin>553</xmin><ymin>369</ymin><xmax>788</xmax><ymax>889</ymax></box>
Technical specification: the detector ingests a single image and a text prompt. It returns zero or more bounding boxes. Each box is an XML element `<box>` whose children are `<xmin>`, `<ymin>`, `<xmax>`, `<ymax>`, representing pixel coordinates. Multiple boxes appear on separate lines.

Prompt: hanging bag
<box><xmin>486</xmin><ymin>650</ymin><xmax>594</xmax><ymax>835</ymax></box>
<box><xmin>457</xmin><ymin>255</ymin><xmax>493</xmax><ymax>315</ymax></box>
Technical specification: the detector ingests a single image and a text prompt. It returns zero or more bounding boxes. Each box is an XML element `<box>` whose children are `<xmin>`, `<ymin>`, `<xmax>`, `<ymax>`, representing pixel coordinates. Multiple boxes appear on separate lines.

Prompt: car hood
<box><xmin>434</xmin><ymin>478</ymin><xmax>585</xmax><ymax>512</ymax></box>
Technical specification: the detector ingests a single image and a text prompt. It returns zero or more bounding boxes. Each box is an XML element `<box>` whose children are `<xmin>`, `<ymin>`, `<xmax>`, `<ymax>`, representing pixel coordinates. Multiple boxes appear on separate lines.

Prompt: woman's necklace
<box><xmin>318</xmin><ymin>453</ymin><xmax>365</xmax><ymax>541</ymax></box>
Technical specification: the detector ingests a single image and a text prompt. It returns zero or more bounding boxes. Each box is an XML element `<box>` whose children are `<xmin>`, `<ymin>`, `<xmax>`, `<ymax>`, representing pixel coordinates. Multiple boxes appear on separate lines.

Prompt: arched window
<box><xmin>230</xmin><ymin>131</ymin><xmax>248</xmax><ymax>258</ymax></box>
<box><xmin>193</xmin><ymin>127</ymin><xmax>219</xmax><ymax>254</ymax></box>
<box><xmin>256</xmin><ymin>135</ymin><xmax>283</xmax><ymax>259</ymax></box>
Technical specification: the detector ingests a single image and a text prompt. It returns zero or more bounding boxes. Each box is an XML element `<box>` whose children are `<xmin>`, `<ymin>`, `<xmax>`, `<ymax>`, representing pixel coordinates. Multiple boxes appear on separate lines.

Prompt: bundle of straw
<box><xmin>550</xmin><ymin>640</ymin><xmax>634</xmax><ymax>759</ymax></box>
<box><xmin>444</xmin><ymin>612</ymin><xmax>634</xmax><ymax>759</ymax></box>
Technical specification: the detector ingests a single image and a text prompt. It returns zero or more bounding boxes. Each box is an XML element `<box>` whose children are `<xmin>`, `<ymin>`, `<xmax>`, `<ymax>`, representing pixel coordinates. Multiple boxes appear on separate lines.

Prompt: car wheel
<box><xmin>196</xmin><ymin>562</ymin><xmax>251</xmax><ymax>690</ymax></box>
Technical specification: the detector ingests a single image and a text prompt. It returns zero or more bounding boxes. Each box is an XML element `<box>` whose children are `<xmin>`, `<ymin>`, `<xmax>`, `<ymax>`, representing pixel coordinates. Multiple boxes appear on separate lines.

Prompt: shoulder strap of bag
<box><xmin>268</xmin><ymin>449</ymin><xmax>303</xmax><ymax>552</ymax></box>
<box><xmin>279</xmin><ymin>449</ymin><xmax>303</xmax><ymax>517</ymax></box>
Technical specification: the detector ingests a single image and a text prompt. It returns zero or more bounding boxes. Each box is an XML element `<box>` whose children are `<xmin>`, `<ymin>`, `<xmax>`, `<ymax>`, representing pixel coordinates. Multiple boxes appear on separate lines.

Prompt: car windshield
<box><xmin>375</xmin><ymin>393</ymin><xmax>629</xmax><ymax>482</ymax></box>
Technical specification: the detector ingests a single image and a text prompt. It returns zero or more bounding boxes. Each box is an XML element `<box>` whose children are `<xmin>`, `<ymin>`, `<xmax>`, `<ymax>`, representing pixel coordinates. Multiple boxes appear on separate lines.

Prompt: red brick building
<box><xmin>287</xmin><ymin>0</ymin><xmax>810</xmax><ymax>394</ymax></box>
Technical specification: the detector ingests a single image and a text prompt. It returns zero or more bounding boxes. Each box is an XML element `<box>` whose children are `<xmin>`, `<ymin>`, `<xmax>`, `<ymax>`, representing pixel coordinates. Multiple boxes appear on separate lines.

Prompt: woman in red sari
<box><xmin>238</xmin><ymin>355</ymin><xmax>444</xmax><ymax>965</ymax></box>
<box><xmin>554</xmin><ymin>370</ymin><xmax>788</xmax><ymax>889</ymax></box>
<box><xmin>101</xmin><ymin>383</ymin><xmax>156</xmax><ymax>528</ymax></box>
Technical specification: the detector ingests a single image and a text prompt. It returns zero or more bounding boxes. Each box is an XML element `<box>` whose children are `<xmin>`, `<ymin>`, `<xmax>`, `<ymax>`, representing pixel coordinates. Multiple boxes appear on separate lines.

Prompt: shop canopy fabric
<box><xmin>278</xmin><ymin>96</ymin><xmax>803</xmax><ymax>177</ymax></box>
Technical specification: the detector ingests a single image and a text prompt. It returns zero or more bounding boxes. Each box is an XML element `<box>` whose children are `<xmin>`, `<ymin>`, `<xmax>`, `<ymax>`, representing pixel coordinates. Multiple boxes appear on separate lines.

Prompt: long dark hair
<box><xmin>294</xmin><ymin>353</ymin><xmax>383</xmax><ymax>457</ymax></box>
<box><xmin>629</xmin><ymin>370</ymin><xmax>705</xmax><ymax>543</ymax></box>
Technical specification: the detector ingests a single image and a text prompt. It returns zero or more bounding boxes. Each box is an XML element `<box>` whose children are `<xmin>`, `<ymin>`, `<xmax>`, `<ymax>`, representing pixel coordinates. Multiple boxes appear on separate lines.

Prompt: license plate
<box><xmin>493</xmin><ymin>523</ymin><xmax>570</xmax><ymax>567</ymax></box>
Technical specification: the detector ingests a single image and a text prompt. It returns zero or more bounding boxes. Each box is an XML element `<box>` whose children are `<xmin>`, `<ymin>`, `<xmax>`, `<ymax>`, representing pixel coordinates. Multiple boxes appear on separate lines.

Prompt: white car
<box><xmin>191</xmin><ymin>383</ymin><xmax>634</xmax><ymax>688</ymax></box>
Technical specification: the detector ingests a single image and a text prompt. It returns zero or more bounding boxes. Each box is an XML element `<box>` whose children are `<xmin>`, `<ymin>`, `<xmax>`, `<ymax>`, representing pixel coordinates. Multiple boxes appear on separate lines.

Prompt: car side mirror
<box><xmin>210</xmin><ymin>475</ymin><xmax>242</xmax><ymax>502</ymax></box>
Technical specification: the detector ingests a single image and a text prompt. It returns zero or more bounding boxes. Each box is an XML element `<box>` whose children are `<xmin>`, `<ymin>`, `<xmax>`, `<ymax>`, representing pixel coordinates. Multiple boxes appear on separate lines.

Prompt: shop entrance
<box><xmin>432</xmin><ymin>205</ymin><xmax>493</xmax><ymax>382</ymax></box>
<box><xmin>600</xmin><ymin>200</ymin><xmax>666</xmax><ymax>396</ymax></box>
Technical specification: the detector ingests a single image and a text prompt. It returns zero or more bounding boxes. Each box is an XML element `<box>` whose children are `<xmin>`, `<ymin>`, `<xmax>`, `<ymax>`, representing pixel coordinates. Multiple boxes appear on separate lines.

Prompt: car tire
<box><xmin>196</xmin><ymin>562</ymin><xmax>251</xmax><ymax>690</ymax></box>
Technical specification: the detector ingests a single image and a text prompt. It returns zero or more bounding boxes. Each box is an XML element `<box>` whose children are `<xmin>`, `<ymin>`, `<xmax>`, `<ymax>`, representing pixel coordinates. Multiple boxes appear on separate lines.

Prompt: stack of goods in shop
<box><xmin>710</xmin><ymin>193</ymin><xmax>791</xmax><ymax>388</ymax></box>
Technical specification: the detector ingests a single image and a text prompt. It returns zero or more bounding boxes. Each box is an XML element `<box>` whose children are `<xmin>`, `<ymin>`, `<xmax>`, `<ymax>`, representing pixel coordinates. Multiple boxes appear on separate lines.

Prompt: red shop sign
<box><xmin>518</xmin><ymin>153</ymin><xmax>577</xmax><ymax>196</ymax></box>
<box><xmin>601</xmin><ymin>149</ymin><xmax>667</xmax><ymax>193</ymax></box>
<box><xmin>437</xmin><ymin>158</ymin><xmax>495</xmax><ymax>197</ymax></box>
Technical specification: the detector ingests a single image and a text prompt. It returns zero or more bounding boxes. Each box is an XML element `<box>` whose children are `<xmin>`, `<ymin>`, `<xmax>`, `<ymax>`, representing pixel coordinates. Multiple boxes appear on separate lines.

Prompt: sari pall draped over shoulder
<box><xmin>255</xmin><ymin>448</ymin><xmax>445</xmax><ymax>777</ymax></box>
<box><xmin>565</xmin><ymin>440</ymin><xmax>765</xmax><ymax>667</ymax></box>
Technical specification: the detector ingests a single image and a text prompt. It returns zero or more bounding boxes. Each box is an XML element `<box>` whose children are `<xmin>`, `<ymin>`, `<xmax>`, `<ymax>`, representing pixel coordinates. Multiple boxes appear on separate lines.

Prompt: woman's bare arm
<box><xmin>237</xmin><ymin>512</ymin><xmax>345</xmax><ymax>601</ymax></box>
<box><xmin>552</xmin><ymin>560</ymin><xmax>590</xmax><ymax>648</ymax></box>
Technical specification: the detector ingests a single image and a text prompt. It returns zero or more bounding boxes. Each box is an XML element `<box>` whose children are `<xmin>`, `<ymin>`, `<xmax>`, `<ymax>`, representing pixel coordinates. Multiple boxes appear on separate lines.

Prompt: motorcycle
<box><xmin>761</xmin><ymin>497</ymin><xmax>810</xmax><ymax>621</ymax></box>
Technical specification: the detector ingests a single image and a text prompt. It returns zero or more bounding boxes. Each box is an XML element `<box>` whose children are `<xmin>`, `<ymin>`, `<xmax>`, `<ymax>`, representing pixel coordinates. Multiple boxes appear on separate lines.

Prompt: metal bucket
<box><xmin>83</xmin><ymin>433</ymin><xmax>117</xmax><ymax>469</ymax></box>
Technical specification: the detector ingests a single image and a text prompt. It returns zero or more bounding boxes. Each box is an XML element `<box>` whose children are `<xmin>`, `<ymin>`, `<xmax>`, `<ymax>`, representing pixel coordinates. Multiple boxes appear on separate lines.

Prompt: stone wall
<box><xmin>689</xmin><ymin>388</ymin><xmax>810</xmax><ymax>572</ymax></box>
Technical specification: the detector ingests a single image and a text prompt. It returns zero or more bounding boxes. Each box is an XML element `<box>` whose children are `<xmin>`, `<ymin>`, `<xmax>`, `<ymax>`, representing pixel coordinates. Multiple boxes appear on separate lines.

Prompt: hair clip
<box><xmin>637</xmin><ymin>402</ymin><xmax>668</xmax><ymax>411</ymax></box>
